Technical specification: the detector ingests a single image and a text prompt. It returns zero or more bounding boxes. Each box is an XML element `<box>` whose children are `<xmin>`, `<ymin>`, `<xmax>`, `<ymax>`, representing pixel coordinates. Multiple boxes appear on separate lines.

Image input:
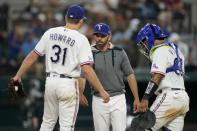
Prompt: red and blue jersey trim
<box><xmin>80</xmin><ymin>61</ymin><xmax>94</xmax><ymax>66</ymax></box>
<box><xmin>33</xmin><ymin>49</ymin><xmax>44</xmax><ymax>56</ymax></box>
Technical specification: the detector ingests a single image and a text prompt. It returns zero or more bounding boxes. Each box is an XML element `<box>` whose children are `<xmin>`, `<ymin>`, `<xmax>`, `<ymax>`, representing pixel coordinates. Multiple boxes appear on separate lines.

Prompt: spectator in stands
<box><xmin>157</xmin><ymin>10</ymin><xmax>172</xmax><ymax>36</ymax></box>
<box><xmin>31</xmin><ymin>15</ymin><xmax>47</xmax><ymax>39</ymax></box>
<box><xmin>117</xmin><ymin>0</ymin><xmax>134</xmax><ymax>18</ymax></box>
<box><xmin>21</xmin><ymin>30</ymin><xmax>37</xmax><ymax>58</ymax></box>
<box><xmin>24</xmin><ymin>0</ymin><xmax>41</xmax><ymax>17</ymax></box>
<box><xmin>139</xmin><ymin>0</ymin><xmax>160</xmax><ymax>19</ymax></box>
<box><xmin>112</xmin><ymin>13</ymin><xmax>130</xmax><ymax>48</ymax></box>
<box><xmin>165</xmin><ymin>0</ymin><xmax>187</xmax><ymax>32</ymax></box>
<box><xmin>7</xmin><ymin>24</ymin><xmax>24</xmax><ymax>67</ymax></box>
<box><xmin>112</xmin><ymin>14</ymin><xmax>139</xmax><ymax>67</ymax></box>
<box><xmin>165</xmin><ymin>0</ymin><xmax>186</xmax><ymax>19</ymax></box>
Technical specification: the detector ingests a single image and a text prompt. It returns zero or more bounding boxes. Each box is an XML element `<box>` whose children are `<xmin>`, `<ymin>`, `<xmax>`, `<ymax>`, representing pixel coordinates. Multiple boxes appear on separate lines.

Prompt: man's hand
<box><xmin>133</xmin><ymin>99</ymin><xmax>140</xmax><ymax>113</ymax></box>
<box><xmin>8</xmin><ymin>77</ymin><xmax>26</xmax><ymax>99</ymax></box>
<box><xmin>79</xmin><ymin>94</ymin><xmax>89</xmax><ymax>107</ymax></box>
<box><xmin>99</xmin><ymin>90</ymin><xmax>110</xmax><ymax>103</ymax></box>
<box><xmin>139</xmin><ymin>99</ymin><xmax>149</xmax><ymax>112</ymax></box>
<box><xmin>13</xmin><ymin>75</ymin><xmax>21</xmax><ymax>82</ymax></box>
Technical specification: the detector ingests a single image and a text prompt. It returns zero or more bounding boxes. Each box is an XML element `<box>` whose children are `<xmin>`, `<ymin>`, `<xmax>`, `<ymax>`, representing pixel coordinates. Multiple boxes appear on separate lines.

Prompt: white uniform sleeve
<box><xmin>150</xmin><ymin>47</ymin><xmax>170</xmax><ymax>75</ymax></box>
<box><xmin>34</xmin><ymin>31</ymin><xmax>48</xmax><ymax>56</ymax></box>
<box><xmin>78</xmin><ymin>36</ymin><xmax>94</xmax><ymax>66</ymax></box>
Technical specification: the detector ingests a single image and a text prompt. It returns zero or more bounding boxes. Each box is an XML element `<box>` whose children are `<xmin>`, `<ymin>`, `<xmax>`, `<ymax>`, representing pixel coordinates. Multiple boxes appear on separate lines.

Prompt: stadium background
<box><xmin>0</xmin><ymin>0</ymin><xmax>197</xmax><ymax>131</ymax></box>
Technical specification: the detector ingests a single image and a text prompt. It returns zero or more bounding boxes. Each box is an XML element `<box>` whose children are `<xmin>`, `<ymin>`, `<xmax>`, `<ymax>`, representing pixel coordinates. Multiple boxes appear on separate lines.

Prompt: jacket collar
<box><xmin>91</xmin><ymin>42</ymin><xmax>114</xmax><ymax>52</ymax></box>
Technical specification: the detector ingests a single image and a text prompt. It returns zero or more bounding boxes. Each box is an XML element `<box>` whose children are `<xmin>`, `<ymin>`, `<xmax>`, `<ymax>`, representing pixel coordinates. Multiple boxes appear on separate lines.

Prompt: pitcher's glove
<box><xmin>130</xmin><ymin>110</ymin><xmax>156</xmax><ymax>131</ymax></box>
<box><xmin>8</xmin><ymin>78</ymin><xmax>26</xmax><ymax>99</ymax></box>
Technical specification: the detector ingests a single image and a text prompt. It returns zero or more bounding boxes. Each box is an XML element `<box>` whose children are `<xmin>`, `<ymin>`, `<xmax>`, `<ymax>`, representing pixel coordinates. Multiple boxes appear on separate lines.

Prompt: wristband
<box><xmin>142</xmin><ymin>81</ymin><xmax>158</xmax><ymax>100</ymax></box>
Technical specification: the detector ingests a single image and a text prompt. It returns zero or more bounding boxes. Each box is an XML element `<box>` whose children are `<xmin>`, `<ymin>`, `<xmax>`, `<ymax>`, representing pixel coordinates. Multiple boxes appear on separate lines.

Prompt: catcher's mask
<box><xmin>136</xmin><ymin>23</ymin><xmax>168</xmax><ymax>59</ymax></box>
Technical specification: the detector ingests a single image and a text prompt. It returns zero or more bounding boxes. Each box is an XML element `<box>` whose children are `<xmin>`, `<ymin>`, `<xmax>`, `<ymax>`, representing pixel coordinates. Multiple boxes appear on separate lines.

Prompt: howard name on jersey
<box><xmin>49</xmin><ymin>33</ymin><xmax>75</xmax><ymax>47</ymax></box>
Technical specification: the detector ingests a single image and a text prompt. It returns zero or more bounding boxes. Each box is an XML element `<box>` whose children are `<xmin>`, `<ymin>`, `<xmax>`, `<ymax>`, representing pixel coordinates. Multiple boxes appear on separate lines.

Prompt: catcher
<box><xmin>136</xmin><ymin>24</ymin><xmax>189</xmax><ymax>131</ymax></box>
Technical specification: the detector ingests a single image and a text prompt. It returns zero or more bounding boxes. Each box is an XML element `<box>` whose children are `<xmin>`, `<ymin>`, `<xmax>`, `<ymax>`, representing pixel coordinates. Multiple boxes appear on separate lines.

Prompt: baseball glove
<box><xmin>130</xmin><ymin>110</ymin><xmax>156</xmax><ymax>131</ymax></box>
<box><xmin>8</xmin><ymin>78</ymin><xmax>26</xmax><ymax>99</ymax></box>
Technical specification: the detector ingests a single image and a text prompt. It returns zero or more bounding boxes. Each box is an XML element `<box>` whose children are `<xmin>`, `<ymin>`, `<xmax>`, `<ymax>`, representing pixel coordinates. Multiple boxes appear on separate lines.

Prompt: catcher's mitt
<box><xmin>130</xmin><ymin>110</ymin><xmax>156</xmax><ymax>131</ymax></box>
<box><xmin>8</xmin><ymin>78</ymin><xmax>26</xmax><ymax>99</ymax></box>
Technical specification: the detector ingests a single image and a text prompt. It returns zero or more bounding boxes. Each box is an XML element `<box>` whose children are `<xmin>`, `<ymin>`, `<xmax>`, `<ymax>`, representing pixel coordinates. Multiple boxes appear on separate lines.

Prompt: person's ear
<box><xmin>79</xmin><ymin>19</ymin><xmax>84</xmax><ymax>24</ymax></box>
<box><xmin>108</xmin><ymin>33</ymin><xmax>112</xmax><ymax>41</ymax></box>
<box><xmin>65</xmin><ymin>17</ymin><xmax>68</xmax><ymax>24</ymax></box>
<box><xmin>76</xmin><ymin>19</ymin><xmax>84</xmax><ymax>28</ymax></box>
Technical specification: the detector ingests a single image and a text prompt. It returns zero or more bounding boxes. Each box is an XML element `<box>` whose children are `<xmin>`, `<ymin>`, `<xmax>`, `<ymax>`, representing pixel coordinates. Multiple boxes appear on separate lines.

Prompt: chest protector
<box><xmin>150</xmin><ymin>42</ymin><xmax>184</xmax><ymax>76</ymax></box>
<box><xmin>166</xmin><ymin>42</ymin><xmax>184</xmax><ymax>76</ymax></box>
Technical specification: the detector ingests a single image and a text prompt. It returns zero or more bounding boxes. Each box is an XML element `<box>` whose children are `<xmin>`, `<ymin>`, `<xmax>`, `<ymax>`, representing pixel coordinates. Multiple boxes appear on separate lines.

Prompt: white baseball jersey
<box><xmin>34</xmin><ymin>27</ymin><xmax>94</xmax><ymax>77</ymax></box>
<box><xmin>150</xmin><ymin>44</ymin><xmax>185</xmax><ymax>92</ymax></box>
<box><xmin>35</xmin><ymin>26</ymin><xmax>94</xmax><ymax>131</ymax></box>
<box><xmin>149</xmin><ymin>44</ymin><xmax>189</xmax><ymax>131</ymax></box>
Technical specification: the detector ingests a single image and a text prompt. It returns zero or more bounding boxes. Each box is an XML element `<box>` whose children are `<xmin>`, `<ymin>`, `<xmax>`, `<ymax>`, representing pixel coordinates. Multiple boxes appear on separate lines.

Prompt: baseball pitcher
<box><xmin>11</xmin><ymin>4</ymin><xmax>109</xmax><ymax>131</ymax></box>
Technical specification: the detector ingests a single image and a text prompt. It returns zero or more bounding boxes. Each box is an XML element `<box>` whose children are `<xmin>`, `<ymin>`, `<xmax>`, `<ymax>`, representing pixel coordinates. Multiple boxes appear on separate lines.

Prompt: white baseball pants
<box><xmin>39</xmin><ymin>77</ymin><xmax>79</xmax><ymax>131</ymax></box>
<box><xmin>92</xmin><ymin>94</ymin><xmax>127</xmax><ymax>131</ymax></box>
<box><xmin>150</xmin><ymin>89</ymin><xmax>189</xmax><ymax>131</ymax></box>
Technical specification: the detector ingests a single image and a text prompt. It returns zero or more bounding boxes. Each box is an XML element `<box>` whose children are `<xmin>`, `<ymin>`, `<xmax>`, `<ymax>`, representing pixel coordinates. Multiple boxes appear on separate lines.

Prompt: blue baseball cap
<box><xmin>93</xmin><ymin>23</ymin><xmax>111</xmax><ymax>36</ymax></box>
<box><xmin>66</xmin><ymin>4</ymin><xmax>86</xmax><ymax>20</ymax></box>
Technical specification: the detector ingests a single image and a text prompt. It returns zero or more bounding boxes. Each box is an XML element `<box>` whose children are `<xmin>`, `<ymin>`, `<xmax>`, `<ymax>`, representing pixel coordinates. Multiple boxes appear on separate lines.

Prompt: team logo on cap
<box><xmin>97</xmin><ymin>24</ymin><xmax>102</xmax><ymax>30</ymax></box>
<box><xmin>70</xmin><ymin>14</ymin><xmax>74</xmax><ymax>18</ymax></box>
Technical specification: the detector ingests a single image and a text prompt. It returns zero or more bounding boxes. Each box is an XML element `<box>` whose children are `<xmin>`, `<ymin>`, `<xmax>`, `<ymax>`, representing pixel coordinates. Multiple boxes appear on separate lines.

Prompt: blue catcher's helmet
<box><xmin>136</xmin><ymin>23</ymin><xmax>168</xmax><ymax>58</ymax></box>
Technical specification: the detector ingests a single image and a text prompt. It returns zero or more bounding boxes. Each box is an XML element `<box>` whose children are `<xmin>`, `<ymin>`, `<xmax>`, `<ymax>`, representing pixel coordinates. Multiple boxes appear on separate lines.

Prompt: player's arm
<box><xmin>140</xmin><ymin>73</ymin><xmax>164</xmax><ymax>112</ymax></box>
<box><xmin>142</xmin><ymin>73</ymin><xmax>164</xmax><ymax>100</ymax></box>
<box><xmin>81</xmin><ymin>64</ymin><xmax>110</xmax><ymax>103</ymax></box>
<box><xmin>78</xmin><ymin>77</ymin><xmax>89</xmax><ymax>106</ymax></box>
<box><xmin>140</xmin><ymin>47</ymin><xmax>168</xmax><ymax>112</ymax></box>
<box><xmin>13</xmin><ymin>51</ymin><xmax>39</xmax><ymax>81</ymax></box>
<box><xmin>78</xmin><ymin>77</ymin><xmax>86</xmax><ymax>94</ymax></box>
<box><xmin>151</xmin><ymin>73</ymin><xmax>164</xmax><ymax>85</ymax></box>
<box><xmin>120</xmin><ymin>49</ymin><xmax>140</xmax><ymax>111</ymax></box>
<box><xmin>127</xmin><ymin>74</ymin><xmax>140</xmax><ymax>112</ymax></box>
<box><xmin>142</xmin><ymin>48</ymin><xmax>167</xmax><ymax>101</ymax></box>
<box><xmin>128</xmin><ymin>74</ymin><xmax>139</xmax><ymax>101</ymax></box>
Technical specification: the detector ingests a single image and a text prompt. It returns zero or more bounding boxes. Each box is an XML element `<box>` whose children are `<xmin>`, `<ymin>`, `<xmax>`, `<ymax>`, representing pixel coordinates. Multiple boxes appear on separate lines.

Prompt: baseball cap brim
<box><xmin>93</xmin><ymin>31</ymin><xmax>109</xmax><ymax>36</ymax></box>
<box><xmin>83</xmin><ymin>17</ymin><xmax>87</xmax><ymax>21</ymax></box>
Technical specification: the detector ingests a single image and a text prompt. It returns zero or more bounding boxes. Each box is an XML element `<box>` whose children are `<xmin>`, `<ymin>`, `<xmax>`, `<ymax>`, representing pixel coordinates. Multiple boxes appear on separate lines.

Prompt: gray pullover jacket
<box><xmin>91</xmin><ymin>43</ymin><xmax>134</xmax><ymax>97</ymax></box>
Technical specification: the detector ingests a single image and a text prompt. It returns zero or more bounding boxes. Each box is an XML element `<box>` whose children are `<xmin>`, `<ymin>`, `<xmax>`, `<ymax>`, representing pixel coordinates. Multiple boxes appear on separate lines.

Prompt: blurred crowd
<box><xmin>0</xmin><ymin>0</ymin><xmax>197</xmax><ymax>78</ymax></box>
